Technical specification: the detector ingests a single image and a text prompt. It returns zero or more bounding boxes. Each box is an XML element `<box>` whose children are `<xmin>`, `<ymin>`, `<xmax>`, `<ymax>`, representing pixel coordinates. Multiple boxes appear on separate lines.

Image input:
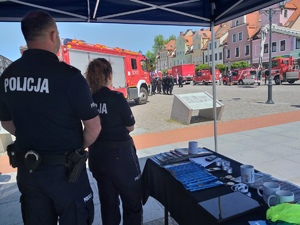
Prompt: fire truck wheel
<box><xmin>288</xmin><ymin>80</ymin><xmax>295</xmax><ymax>84</ymax></box>
<box><xmin>134</xmin><ymin>87</ymin><xmax>148</xmax><ymax>105</ymax></box>
<box><xmin>274</xmin><ymin>76</ymin><xmax>281</xmax><ymax>85</ymax></box>
<box><xmin>223</xmin><ymin>80</ymin><xmax>227</xmax><ymax>85</ymax></box>
<box><xmin>238</xmin><ymin>80</ymin><xmax>244</xmax><ymax>85</ymax></box>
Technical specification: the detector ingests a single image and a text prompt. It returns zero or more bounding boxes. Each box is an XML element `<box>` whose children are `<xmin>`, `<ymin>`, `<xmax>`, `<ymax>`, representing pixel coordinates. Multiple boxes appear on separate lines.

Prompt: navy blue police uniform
<box><xmin>88</xmin><ymin>87</ymin><xmax>143</xmax><ymax>225</ymax></box>
<box><xmin>0</xmin><ymin>49</ymin><xmax>99</xmax><ymax>225</ymax></box>
<box><xmin>162</xmin><ymin>76</ymin><xmax>167</xmax><ymax>94</ymax></box>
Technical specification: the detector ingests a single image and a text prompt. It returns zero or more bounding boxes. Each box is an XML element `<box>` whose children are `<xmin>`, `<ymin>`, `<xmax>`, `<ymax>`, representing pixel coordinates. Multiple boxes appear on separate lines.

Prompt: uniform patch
<box><xmin>97</xmin><ymin>103</ymin><xmax>108</xmax><ymax>114</ymax></box>
<box><xmin>4</xmin><ymin>77</ymin><xmax>49</xmax><ymax>93</ymax></box>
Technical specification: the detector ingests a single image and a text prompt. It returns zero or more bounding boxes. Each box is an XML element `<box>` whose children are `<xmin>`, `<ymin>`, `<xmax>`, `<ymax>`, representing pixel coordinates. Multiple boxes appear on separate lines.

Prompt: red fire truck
<box><xmin>265</xmin><ymin>56</ymin><xmax>300</xmax><ymax>85</ymax></box>
<box><xmin>193</xmin><ymin>68</ymin><xmax>220</xmax><ymax>85</ymax></box>
<box><xmin>258</xmin><ymin>24</ymin><xmax>300</xmax><ymax>85</ymax></box>
<box><xmin>223</xmin><ymin>68</ymin><xmax>257</xmax><ymax>85</ymax></box>
<box><xmin>171</xmin><ymin>64</ymin><xmax>195</xmax><ymax>84</ymax></box>
<box><xmin>20</xmin><ymin>38</ymin><xmax>151</xmax><ymax>104</ymax></box>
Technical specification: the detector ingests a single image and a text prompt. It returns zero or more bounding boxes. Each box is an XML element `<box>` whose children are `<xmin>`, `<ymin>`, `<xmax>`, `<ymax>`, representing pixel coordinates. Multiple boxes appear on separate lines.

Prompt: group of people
<box><xmin>0</xmin><ymin>10</ymin><xmax>142</xmax><ymax>225</ymax></box>
<box><xmin>151</xmin><ymin>74</ymin><xmax>180</xmax><ymax>95</ymax></box>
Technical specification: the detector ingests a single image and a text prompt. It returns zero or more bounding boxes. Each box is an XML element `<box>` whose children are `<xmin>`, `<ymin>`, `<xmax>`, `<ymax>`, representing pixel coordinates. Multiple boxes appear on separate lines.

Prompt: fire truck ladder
<box><xmin>268</xmin><ymin>24</ymin><xmax>300</xmax><ymax>37</ymax></box>
<box><xmin>258</xmin><ymin>24</ymin><xmax>300</xmax><ymax>78</ymax></box>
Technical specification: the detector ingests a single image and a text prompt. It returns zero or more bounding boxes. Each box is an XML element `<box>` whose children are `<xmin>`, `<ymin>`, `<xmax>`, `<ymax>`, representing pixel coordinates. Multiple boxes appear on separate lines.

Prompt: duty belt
<box><xmin>5</xmin><ymin>149</ymin><xmax>71</xmax><ymax>173</ymax></box>
<box><xmin>15</xmin><ymin>151</ymin><xmax>69</xmax><ymax>165</ymax></box>
<box><xmin>7</xmin><ymin>144</ymin><xmax>87</xmax><ymax>181</ymax></box>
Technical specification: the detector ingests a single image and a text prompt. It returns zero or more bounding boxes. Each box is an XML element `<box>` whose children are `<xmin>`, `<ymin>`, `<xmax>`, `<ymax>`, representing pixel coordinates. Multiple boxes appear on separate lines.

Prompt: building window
<box><xmin>238</xmin><ymin>32</ymin><xmax>242</xmax><ymax>41</ymax></box>
<box><xmin>209</xmin><ymin>43</ymin><xmax>211</xmax><ymax>50</ymax></box>
<box><xmin>272</xmin><ymin>42</ymin><xmax>277</xmax><ymax>52</ymax></box>
<box><xmin>296</xmin><ymin>38</ymin><xmax>300</xmax><ymax>49</ymax></box>
<box><xmin>284</xmin><ymin>9</ymin><xmax>288</xmax><ymax>18</ymax></box>
<box><xmin>205</xmin><ymin>55</ymin><xmax>208</xmax><ymax>62</ymax></box>
<box><xmin>280</xmin><ymin>40</ymin><xmax>286</xmax><ymax>51</ymax></box>
<box><xmin>235</xmin><ymin>47</ymin><xmax>239</xmax><ymax>57</ymax></box>
<box><xmin>233</xmin><ymin>34</ymin><xmax>236</xmax><ymax>42</ymax></box>
<box><xmin>245</xmin><ymin>45</ymin><xmax>250</xmax><ymax>56</ymax></box>
<box><xmin>227</xmin><ymin>49</ymin><xmax>230</xmax><ymax>58</ymax></box>
<box><xmin>215</xmin><ymin>42</ymin><xmax>217</xmax><ymax>48</ymax></box>
<box><xmin>210</xmin><ymin>54</ymin><xmax>212</xmax><ymax>61</ymax></box>
<box><xmin>215</xmin><ymin>53</ymin><xmax>217</xmax><ymax>60</ymax></box>
<box><xmin>235</xmin><ymin>20</ymin><xmax>239</xmax><ymax>26</ymax></box>
<box><xmin>219</xmin><ymin>52</ymin><xmax>222</xmax><ymax>60</ymax></box>
<box><xmin>264</xmin><ymin>43</ymin><xmax>268</xmax><ymax>53</ymax></box>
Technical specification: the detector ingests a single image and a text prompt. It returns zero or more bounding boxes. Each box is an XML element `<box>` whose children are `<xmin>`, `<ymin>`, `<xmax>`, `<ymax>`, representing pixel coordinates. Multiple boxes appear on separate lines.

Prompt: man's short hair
<box><xmin>21</xmin><ymin>10</ymin><xmax>55</xmax><ymax>42</ymax></box>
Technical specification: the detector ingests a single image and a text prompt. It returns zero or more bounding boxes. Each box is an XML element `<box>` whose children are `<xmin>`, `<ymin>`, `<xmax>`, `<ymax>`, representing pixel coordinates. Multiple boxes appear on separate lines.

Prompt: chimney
<box><xmin>180</xmin><ymin>32</ymin><xmax>184</xmax><ymax>36</ymax></box>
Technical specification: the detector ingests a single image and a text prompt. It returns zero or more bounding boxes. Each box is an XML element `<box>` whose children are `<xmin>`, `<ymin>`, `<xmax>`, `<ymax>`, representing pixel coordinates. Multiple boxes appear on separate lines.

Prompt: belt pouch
<box><xmin>24</xmin><ymin>150</ymin><xmax>42</xmax><ymax>173</ymax></box>
<box><xmin>7</xmin><ymin>143</ymin><xmax>17</xmax><ymax>168</ymax></box>
<box><xmin>67</xmin><ymin>149</ymin><xmax>88</xmax><ymax>183</ymax></box>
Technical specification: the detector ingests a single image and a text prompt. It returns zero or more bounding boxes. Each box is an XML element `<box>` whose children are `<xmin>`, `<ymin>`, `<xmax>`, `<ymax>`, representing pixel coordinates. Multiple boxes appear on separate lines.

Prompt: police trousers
<box><xmin>17</xmin><ymin>163</ymin><xmax>94</xmax><ymax>225</ymax></box>
<box><xmin>89</xmin><ymin>143</ymin><xmax>143</xmax><ymax>225</ymax></box>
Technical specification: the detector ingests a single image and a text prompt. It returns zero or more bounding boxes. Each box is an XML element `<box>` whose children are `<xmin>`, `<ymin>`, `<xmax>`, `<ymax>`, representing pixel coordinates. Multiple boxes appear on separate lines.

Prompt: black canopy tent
<box><xmin>0</xmin><ymin>0</ymin><xmax>283</xmax><ymax>25</ymax></box>
<box><xmin>0</xmin><ymin>0</ymin><xmax>284</xmax><ymax>152</ymax></box>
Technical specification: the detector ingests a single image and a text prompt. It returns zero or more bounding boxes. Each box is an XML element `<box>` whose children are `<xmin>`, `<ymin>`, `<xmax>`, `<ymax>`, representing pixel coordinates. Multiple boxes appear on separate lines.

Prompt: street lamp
<box><xmin>260</xmin><ymin>1</ymin><xmax>286</xmax><ymax>104</ymax></box>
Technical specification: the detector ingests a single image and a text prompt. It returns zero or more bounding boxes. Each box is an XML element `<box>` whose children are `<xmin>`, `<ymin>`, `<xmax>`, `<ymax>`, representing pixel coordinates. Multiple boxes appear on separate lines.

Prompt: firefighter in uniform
<box><xmin>86</xmin><ymin>58</ymin><xmax>143</xmax><ymax>225</ymax></box>
<box><xmin>162</xmin><ymin>74</ymin><xmax>167</xmax><ymax>94</ymax></box>
<box><xmin>169</xmin><ymin>74</ymin><xmax>174</xmax><ymax>95</ymax></box>
<box><xmin>0</xmin><ymin>11</ymin><xmax>101</xmax><ymax>225</ymax></box>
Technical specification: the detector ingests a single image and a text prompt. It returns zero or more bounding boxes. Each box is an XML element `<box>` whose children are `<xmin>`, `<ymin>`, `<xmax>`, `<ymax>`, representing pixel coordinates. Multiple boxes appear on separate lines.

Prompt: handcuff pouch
<box><xmin>24</xmin><ymin>150</ymin><xmax>42</xmax><ymax>173</ymax></box>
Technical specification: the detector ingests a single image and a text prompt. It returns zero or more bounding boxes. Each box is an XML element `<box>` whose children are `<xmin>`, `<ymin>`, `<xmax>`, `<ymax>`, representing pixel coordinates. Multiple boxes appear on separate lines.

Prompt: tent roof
<box><xmin>0</xmin><ymin>0</ymin><xmax>284</xmax><ymax>26</ymax></box>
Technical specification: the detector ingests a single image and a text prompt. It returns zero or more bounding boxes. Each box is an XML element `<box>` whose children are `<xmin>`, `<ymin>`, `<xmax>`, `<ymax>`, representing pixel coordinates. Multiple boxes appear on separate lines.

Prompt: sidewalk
<box><xmin>1</xmin><ymin>110</ymin><xmax>300</xmax><ymax>225</ymax></box>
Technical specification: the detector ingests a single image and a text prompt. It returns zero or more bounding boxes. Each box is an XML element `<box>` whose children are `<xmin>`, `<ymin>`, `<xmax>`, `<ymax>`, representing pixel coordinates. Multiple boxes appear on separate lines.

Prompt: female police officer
<box><xmin>85</xmin><ymin>58</ymin><xmax>143</xmax><ymax>225</ymax></box>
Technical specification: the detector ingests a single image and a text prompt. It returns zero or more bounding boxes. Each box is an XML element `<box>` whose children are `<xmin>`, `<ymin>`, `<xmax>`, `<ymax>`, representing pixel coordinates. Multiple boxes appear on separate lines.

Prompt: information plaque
<box><xmin>170</xmin><ymin>92</ymin><xmax>224</xmax><ymax>125</ymax></box>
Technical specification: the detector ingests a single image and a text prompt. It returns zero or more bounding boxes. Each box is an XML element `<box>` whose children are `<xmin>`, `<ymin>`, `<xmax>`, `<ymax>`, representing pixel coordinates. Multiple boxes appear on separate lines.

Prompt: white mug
<box><xmin>257</xmin><ymin>181</ymin><xmax>280</xmax><ymax>204</ymax></box>
<box><xmin>240</xmin><ymin>165</ymin><xmax>255</xmax><ymax>183</ymax></box>
<box><xmin>188</xmin><ymin>141</ymin><xmax>198</xmax><ymax>154</ymax></box>
<box><xmin>268</xmin><ymin>190</ymin><xmax>294</xmax><ymax>207</ymax></box>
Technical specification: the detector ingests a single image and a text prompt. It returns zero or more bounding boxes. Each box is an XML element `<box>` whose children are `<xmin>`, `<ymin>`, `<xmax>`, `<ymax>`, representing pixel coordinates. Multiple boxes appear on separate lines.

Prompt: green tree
<box><xmin>149</xmin><ymin>34</ymin><xmax>177</xmax><ymax>72</ymax></box>
<box><xmin>231</xmin><ymin>61</ymin><xmax>250</xmax><ymax>69</ymax></box>
<box><xmin>239</xmin><ymin>61</ymin><xmax>250</xmax><ymax>68</ymax></box>
<box><xmin>167</xmin><ymin>35</ymin><xmax>177</xmax><ymax>42</ymax></box>
<box><xmin>196</xmin><ymin>64</ymin><xmax>210</xmax><ymax>71</ymax></box>
<box><xmin>152</xmin><ymin>34</ymin><xmax>176</xmax><ymax>54</ymax></box>
<box><xmin>152</xmin><ymin>34</ymin><xmax>166</xmax><ymax>54</ymax></box>
<box><xmin>145</xmin><ymin>50</ymin><xmax>156</xmax><ymax>72</ymax></box>
<box><xmin>216</xmin><ymin>64</ymin><xmax>226</xmax><ymax>73</ymax></box>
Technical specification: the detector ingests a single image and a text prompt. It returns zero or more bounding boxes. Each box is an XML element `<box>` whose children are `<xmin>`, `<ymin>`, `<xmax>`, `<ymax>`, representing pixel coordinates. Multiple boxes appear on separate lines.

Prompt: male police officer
<box><xmin>0</xmin><ymin>11</ymin><xmax>101</xmax><ymax>225</ymax></box>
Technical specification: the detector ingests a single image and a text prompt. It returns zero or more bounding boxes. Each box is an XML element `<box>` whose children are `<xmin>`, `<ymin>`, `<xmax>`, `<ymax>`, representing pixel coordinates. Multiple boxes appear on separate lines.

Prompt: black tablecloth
<box><xmin>142</xmin><ymin>149</ymin><xmax>269</xmax><ymax>225</ymax></box>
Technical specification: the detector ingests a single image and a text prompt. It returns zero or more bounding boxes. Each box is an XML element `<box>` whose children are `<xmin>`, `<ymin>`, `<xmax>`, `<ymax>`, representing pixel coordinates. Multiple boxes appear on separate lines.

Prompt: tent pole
<box><xmin>211</xmin><ymin>10</ymin><xmax>217</xmax><ymax>153</ymax></box>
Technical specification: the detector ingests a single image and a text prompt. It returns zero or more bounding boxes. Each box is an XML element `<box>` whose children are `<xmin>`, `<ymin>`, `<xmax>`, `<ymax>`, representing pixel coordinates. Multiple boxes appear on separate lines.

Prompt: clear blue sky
<box><xmin>0</xmin><ymin>22</ymin><xmax>203</xmax><ymax>61</ymax></box>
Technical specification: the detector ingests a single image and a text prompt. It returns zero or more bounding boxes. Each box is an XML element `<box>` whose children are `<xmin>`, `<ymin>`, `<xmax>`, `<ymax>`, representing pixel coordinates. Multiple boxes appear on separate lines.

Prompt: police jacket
<box><xmin>91</xmin><ymin>87</ymin><xmax>135</xmax><ymax>142</ymax></box>
<box><xmin>0</xmin><ymin>49</ymin><xmax>98</xmax><ymax>154</ymax></box>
